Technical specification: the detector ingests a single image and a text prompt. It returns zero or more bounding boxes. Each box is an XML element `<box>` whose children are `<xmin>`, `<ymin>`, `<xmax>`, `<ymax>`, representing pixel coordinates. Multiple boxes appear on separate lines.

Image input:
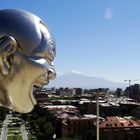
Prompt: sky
<box><xmin>1</xmin><ymin>0</ymin><xmax>140</xmax><ymax>84</ymax></box>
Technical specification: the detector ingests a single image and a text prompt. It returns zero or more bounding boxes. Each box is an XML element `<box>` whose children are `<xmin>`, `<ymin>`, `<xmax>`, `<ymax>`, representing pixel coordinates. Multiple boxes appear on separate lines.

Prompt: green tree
<box><xmin>42</xmin><ymin>122</ymin><xmax>55</xmax><ymax>139</ymax></box>
<box><xmin>0</xmin><ymin>106</ymin><xmax>8</xmax><ymax>121</ymax></box>
<box><xmin>82</xmin><ymin>128</ymin><xmax>96</xmax><ymax>140</ymax></box>
<box><xmin>21</xmin><ymin>105</ymin><xmax>55</xmax><ymax>140</ymax></box>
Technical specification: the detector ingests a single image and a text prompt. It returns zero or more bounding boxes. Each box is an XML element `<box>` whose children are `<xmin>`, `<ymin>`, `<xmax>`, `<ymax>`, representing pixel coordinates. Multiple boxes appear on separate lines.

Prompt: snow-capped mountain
<box><xmin>46</xmin><ymin>71</ymin><xmax>127</xmax><ymax>90</ymax></box>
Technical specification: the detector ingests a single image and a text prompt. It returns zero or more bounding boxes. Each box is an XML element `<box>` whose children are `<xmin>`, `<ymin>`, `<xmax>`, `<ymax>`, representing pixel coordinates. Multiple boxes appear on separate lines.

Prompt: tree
<box><xmin>21</xmin><ymin>105</ymin><xmax>55</xmax><ymax>140</ymax></box>
<box><xmin>0</xmin><ymin>106</ymin><xmax>8</xmax><ymax>121</ymax></box>
<box><xmin>42</xmin><ymin>122</ymin><xmax>55</xmax><ymax>139</ymax></box>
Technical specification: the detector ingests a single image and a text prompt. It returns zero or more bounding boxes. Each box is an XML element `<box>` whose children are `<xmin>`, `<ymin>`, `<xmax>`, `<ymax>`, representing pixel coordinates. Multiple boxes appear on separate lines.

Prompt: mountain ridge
<box><xmin>46</xmin><ymin>71</ymin><xmax>127</xmax><ymax>90</ymax></box>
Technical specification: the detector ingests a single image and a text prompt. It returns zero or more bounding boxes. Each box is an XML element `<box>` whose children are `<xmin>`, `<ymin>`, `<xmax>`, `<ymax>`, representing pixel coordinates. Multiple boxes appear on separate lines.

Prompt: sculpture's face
<box><xmin>0</xmin><ymin>9</ymin><xmax>56</xmax><ymax>113</ymax></box>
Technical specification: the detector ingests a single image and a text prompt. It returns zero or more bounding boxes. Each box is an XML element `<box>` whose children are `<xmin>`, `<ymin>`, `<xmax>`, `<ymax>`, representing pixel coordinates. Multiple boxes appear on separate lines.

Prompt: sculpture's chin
<box><xmin>10</xmin><ymin>102</ymin><xmax>34</xmax><ymax>113</ymax></box>
<box><xmin>30</xmin><ymin>85</ymin><xmax>37</xmax><ymax>106</ymax></box>
<box><xmin>10</xmin><ymin>78</ymin><xmax>49</xmax><ymax>114</ymax></box>
<box><xmin>8</xmin><ymin>84</ymin><xmax>37</xmax><ymax>113</ymax></box>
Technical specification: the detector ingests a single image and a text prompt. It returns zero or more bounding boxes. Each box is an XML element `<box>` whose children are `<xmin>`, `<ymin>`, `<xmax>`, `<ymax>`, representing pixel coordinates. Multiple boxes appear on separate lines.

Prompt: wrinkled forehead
<box><xmin>0</xmin><ymin>9</ymin><xmax>52</xmax><ymax>56</ymax></box>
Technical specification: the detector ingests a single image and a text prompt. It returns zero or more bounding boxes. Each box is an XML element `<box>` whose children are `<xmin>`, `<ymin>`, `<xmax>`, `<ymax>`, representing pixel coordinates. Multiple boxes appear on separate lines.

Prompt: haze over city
<box><xmin>1</xmin><ymin>0</ymin><xmax>140</xmax><ymax>84</ymax></box>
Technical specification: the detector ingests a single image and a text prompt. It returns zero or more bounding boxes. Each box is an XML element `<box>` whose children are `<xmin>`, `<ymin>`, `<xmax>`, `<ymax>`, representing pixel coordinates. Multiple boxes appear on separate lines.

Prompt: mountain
<box><xmin>46</xmin><ymin>71</ymin><xmax>127</xmax><ymax>90</ymax></box>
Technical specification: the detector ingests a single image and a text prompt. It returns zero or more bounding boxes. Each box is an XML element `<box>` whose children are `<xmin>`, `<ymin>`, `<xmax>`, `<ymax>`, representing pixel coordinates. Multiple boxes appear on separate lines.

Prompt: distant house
<box><xmin>34</xmin><ymin>90</ymin><xmax>49</xmax><ymax>104</ymax></box>
<box><xmin>100</xmin><ymin>116</ymin><xmax>140</xmax><ymax>140</ymax></box>
<box><xmin>62</xmin><ymin>116</ymin><xmax>94</xmax><ymax>137</ymax></box>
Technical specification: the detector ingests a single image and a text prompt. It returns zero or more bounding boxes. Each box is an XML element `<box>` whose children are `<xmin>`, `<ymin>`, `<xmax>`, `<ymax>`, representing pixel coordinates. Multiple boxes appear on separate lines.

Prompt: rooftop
<box><xmin>100</xmin><ymin>116</ymin><xmax>140</xmax><ymax>128</ymax></box>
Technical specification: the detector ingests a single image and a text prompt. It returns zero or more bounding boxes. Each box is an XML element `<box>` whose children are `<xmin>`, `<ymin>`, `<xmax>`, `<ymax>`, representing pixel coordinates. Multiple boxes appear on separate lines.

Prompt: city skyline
<box><xmin>1</xmin><ymin>1</ymin><xmax>140</xmax><ymax>83</ymax></box>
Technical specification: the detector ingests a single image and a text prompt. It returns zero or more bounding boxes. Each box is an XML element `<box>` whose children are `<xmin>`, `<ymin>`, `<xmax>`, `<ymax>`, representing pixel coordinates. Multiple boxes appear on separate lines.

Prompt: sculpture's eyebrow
<box><xmin>28</xmin><ymin>57</ymin><xmax>50</xmax><ymax>69</ymax></box>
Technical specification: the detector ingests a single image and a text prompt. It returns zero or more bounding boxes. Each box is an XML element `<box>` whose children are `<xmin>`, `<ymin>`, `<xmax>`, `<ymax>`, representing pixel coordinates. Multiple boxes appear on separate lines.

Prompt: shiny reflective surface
<box><xmin>0</xmin><ymin>9</ymin><xmax>56</xmax><ymax>113</ymax></box>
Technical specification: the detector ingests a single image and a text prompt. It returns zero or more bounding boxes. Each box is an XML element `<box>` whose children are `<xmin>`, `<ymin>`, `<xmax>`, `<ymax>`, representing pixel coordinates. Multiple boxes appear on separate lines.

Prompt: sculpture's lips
<box><xmin>34</xmin><ymin>77</ymin><xmax>49</xmax><ymax>88</ymax></box>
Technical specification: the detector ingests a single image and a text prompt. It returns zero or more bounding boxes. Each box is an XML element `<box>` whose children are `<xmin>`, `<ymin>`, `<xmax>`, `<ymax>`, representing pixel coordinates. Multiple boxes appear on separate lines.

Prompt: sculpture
<box><xmin>0</xmin><ymin>9</ymin><xmax>56</xmax><ymax>113</ymax></box>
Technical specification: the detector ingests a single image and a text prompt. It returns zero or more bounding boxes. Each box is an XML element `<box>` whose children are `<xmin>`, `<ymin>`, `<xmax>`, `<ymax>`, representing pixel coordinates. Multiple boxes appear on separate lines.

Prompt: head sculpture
<box><xmin>0</xmin><ymin>9</ymin><xmax>56</xmax><ymax>113</ymax></box>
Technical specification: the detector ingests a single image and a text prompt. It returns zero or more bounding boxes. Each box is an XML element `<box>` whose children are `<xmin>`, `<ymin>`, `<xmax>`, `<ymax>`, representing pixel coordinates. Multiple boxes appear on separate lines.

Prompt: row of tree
<box><xmin>21</xmin><ymin>105</ymin><xmax>55</xmax><ymax>140</ymax></box>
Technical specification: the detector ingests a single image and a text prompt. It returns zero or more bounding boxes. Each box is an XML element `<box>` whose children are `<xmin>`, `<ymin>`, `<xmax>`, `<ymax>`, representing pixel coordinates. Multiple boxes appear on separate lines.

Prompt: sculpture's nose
<box><xmin>48</xmin><ymin>65</ymin><xmax>56</xmax><ymax>80</ymax></box>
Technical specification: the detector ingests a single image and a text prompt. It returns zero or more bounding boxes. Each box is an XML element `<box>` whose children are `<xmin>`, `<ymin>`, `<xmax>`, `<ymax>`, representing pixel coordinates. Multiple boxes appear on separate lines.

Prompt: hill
<box><xmin>47</xmin><ymin>71</ymin><xmax>127</xmax><ymax>90</ymax></box>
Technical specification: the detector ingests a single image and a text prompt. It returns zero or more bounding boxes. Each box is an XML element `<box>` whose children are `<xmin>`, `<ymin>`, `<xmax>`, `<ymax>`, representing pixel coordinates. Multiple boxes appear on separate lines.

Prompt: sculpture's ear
<box><xmin>0</xmin><ymin>36</ymin><xmax>18</xmax><ymax>75</ymax></box>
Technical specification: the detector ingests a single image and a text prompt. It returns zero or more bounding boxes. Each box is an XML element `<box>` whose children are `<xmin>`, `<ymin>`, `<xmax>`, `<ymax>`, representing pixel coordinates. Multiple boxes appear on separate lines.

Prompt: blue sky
<box><xmin>1</xmin><ymin>0</ymin><xmax>140</xmax><ymax>83</ymax></box>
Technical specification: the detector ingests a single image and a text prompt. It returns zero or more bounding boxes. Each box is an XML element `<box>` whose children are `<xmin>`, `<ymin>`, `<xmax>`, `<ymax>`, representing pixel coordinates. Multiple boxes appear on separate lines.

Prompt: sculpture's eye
<box><xmin>28</xmin><ymin>56</ymin><xmax>49</xmax><ymax>69</ymax></box>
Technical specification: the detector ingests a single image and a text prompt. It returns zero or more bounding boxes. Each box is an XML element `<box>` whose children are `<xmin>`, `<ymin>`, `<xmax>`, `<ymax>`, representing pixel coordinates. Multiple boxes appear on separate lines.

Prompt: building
<box><xmin>43</xmin><ymin>105</ymin><xmax>79</xmax><ymax>113</ymax></box>
<box><xmin>62</xmin><ymin>116</ymin><xmax>94</xmax><ymax>137</ymax></box>
<box><xmin>72</xmin><ymin>88</ymin><xmax>83</xmax><ymax>96</ymax></box>
<box><xmin>42</xmin><ymin>105</ymin><xmax>80</xmax><ymax>138</ymax></box>
<box><xmin>100</xmin><ymin>116</ymin><xmax>140</xmax><ymax>140</ymax></box>
<box><xmin>125</xmin><ymin>84</ymin><xmax>140</xmax><ymax>101</ymax></box>
<box><xmin>34</xmin><ymin>90</ymin><xmax>49</xmax><ymax>104</ymax></box>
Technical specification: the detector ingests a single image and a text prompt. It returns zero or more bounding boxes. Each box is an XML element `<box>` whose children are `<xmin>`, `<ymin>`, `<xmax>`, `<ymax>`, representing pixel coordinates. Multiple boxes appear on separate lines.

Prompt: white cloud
<box><xmin>104</xmin><ymin>8</ymin><xmax>113</xmax><ymax>19</ymax></box>
<box><xmin>71</xmin><ymin>70</ymin><xmax>82</xmax><ymax>74</ymax></box>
